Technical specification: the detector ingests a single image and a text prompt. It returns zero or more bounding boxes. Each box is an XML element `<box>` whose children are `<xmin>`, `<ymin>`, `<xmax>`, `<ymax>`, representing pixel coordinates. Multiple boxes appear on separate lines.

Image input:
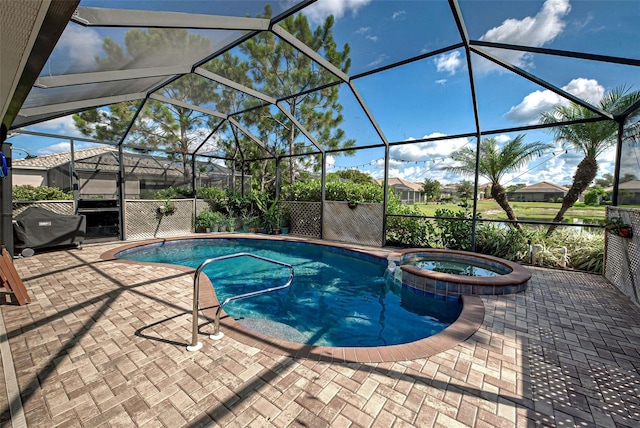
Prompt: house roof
<box><xmin>512</xmin><ymin>181</ymin><xmax>569</xmax><ymax>193</ymax></box>
<box><xmin>384</xmin><ymin>177</ymin><xmax>423</xmax><ymax>191</ymax></box>
<box><xmin>12</xmin><ymin>147</ymin><xmax>236</xmax><ymax>178</ymax></box>
<box><xmin>606</xmin><ymin>180</ymin><xmax>640</xmax><ymax>192</ymax></box>
<box><xmin>12</xmin><ymin>147</ymin><xmax>118</xmax><ymax>169</ymax></box>
<box><xmin>377</xmin><ymin>178</ymin><xmax>422</xmax><ymax>191</ymax></box>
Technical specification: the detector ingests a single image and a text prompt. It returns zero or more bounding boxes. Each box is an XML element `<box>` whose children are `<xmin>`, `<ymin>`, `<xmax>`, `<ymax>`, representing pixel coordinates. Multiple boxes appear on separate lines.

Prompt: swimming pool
<box><xmin>116</xmin><ymin>238</ymin><xmax>462</xmax><ymax>347</ymax></box>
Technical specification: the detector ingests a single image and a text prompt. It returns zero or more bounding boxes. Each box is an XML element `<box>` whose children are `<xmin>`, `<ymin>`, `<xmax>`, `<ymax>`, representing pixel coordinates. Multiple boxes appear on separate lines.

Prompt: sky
<box><xmin>8</xmin><ymin>0</ymin><xmax>640</xmax><ymax>188</ymax></box>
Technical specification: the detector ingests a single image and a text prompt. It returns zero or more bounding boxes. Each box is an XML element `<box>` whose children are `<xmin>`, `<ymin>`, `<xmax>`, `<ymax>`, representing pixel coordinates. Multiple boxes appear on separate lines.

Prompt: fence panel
<box><xmin>605</xmin><ymin>206</ymin><xmax>640</xmax><ymax>307</ymax></box>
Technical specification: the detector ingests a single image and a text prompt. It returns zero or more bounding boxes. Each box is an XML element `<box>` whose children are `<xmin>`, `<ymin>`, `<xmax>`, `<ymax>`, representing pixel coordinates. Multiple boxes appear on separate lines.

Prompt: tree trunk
<box><xmin>491</xmin><ymin>183</ymin><xmax>522</xmax><ymax>231</ymax></box>
<box><xmin>546</xmin><ymin>156</ymin><xmax>598</xmax><ymax>236</ymax></box>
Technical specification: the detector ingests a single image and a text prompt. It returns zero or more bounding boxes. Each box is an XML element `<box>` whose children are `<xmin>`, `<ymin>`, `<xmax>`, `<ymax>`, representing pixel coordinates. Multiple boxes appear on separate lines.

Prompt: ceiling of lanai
<box><xmin>3</xmin><ymin>0</ymin><xmax>639</xmax><ymax>162</ymax></box>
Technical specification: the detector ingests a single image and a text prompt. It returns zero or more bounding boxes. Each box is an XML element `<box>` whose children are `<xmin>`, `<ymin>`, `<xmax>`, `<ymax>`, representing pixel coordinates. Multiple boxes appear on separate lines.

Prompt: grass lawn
<box><xmin>416</xmin><ymin>200</ymin><xmax>608</xmax><ymax>223</ymax></box>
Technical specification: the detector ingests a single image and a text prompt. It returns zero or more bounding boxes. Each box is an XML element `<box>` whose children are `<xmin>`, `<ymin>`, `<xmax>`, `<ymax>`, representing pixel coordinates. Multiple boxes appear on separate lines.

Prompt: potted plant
<box><xmin>195</xmin><ymin>209</ymin><xmax>212</xmax><ymax>232</ymax></box>
<box><xmin>227</xmin><ymin>216</ymin><xmax>236</xmax><ymax>233</ymax></box>
<box><xmin>278</xmin><ymin>206</ymin><xmax>291</xmax><ymax>235</ymax></box>
<box><xmin>243</xmin><ymin>215</ymin><xmax>258</xmax><ymax>233</ymax></box>
<box><xmin>210</xmin><ymin>211</ymin><xmax>224</xmax><ymax>232</ymax></box>
<box><xmin>251</xmin><ymin>217</ymin><xmax>263</xmax><ymax>233</ymax></box>
<box><xmin>255</xmin><ymin>196</ymin><xmax>280</xmax><ymax>234</ymax></box>
<box><xmin>604</xmin><ymin>216</ymin><xmax>633</xmax><ymax>238</ymax></box>
<box><xmin>158</xmin><ymin>199</ymin><xmax>177</xmax><ymax>215</ymax></box>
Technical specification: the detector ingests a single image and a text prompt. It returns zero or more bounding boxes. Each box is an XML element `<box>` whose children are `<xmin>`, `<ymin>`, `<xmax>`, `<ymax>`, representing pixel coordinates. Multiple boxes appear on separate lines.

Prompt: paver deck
<box><xmin>1</xmin><ymin>238</ymin><xmax>639</xmax><ymax>427</ymax></box>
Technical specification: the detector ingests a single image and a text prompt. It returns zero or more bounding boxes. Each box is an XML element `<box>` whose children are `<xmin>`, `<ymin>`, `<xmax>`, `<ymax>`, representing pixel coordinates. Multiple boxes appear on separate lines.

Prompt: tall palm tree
<box><xmin>444</xmin><ymin>135</ymin><xmax>551</xmax><ymax>230</ymax></box>
<box><xmin>540</xmin><ymin>86</ymin><xmax>640</xmax><ymax>235</ymax></box>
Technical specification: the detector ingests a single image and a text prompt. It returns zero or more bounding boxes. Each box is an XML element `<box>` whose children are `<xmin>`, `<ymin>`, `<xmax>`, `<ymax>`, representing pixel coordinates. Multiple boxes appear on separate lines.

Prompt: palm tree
<box><xmin>540</xmin><ymin>86</ymin><xmax>640</xmax><ymax>235</ymax></box>
<box><xmin>444</xmin><ymin>135</ymin><xmax>551</xmax><ymax>231</ymax></box>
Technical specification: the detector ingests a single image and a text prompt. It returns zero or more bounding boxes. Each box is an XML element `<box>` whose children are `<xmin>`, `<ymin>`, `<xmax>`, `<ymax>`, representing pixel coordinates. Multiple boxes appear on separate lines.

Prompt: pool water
<box><xmin>117</xmin><ymin>239</ymin><xmax>462</xmax><ymax>347</ymax></box>
<box><xmin>411</xmin><ymin>259</ymin><xmax>503</xmax><ymax>277</ymax></box>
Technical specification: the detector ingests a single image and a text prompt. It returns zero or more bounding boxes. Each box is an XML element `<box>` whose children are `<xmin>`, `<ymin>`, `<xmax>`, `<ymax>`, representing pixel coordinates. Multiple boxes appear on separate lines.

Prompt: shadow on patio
<box><xmin>0</xmin><ymin>241</ymin><xmax>639</xmax><ymax>427</ymax></box>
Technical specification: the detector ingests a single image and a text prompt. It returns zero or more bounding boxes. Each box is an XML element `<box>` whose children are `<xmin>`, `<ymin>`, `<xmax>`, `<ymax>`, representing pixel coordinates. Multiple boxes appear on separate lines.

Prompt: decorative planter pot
<box><xmin>616</xmin><ymin>226</ymin><xmax>633</xmax><ymax>238</ymax></box>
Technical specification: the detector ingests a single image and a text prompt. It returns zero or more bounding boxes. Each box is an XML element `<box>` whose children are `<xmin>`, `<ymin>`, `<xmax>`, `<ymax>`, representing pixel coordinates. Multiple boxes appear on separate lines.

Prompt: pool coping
<box><xmin>100</xmin><ymin>234</ymin><xmax>485</xmax><ymax>363</ymax></box>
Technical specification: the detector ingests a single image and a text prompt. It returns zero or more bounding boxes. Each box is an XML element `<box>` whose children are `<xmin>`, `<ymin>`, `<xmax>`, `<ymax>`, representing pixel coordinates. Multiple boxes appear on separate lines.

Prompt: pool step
<box><xmin>236</xmin><ymin>317</ymin><xmax>307</xmax><ymax>343</ymax></box>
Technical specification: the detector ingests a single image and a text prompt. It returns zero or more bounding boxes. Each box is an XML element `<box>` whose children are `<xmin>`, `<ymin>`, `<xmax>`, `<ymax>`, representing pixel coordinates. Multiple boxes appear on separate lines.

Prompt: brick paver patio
<box><xmin>1</xmin><ymin>239</ymin><xmax>639</xmax><ymax>427</ymax></box>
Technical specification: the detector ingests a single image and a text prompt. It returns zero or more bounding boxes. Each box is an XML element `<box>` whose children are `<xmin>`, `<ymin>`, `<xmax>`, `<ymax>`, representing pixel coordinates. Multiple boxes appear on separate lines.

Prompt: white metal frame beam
<box><xmin>72</xmin><ymin>7</ymin><xmax>270</xmax><ymax>31</ymax></box>
<box><xmin>18</xmin><ymin>92</ymin><xmax>146</xmax><ymax>117</ymax></box>
<box><xmin>35</xmin><ymin>65</ymin><xmax>191</xmax><ymax>88</ymax></box>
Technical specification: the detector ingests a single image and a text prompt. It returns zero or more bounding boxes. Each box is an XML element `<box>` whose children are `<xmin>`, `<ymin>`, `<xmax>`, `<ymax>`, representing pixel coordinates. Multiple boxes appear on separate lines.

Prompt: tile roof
<box><xmin>12</xmin><ymin>147</ymin><xmax>237</xmax><ymax>179</ymax></box>
<box><xmin>381</xmin><ymin>177</ymin><xmax>423</xmax><ymax>191</ymax></box>
<box><xmin>606</xmin><ymin>180</ymin><xmax>640</xmax><ymax>191</ymax></box>
<box><xmin>512</xmin><ymin>181</ymin><xmax>569</xmax><ymax>193</ymax></box>
<box><xmin>12</xmin><ymin>146</ymin><xmax>118</xmax><ymax>169</ymax></box>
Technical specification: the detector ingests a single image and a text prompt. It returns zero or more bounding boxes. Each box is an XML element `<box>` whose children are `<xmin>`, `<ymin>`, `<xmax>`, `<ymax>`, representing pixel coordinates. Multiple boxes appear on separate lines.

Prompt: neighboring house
<box><xmin>12</xmin><ymin>147</ymin><xmax>246</xmax><ymax>199</ymax></box>
<box><xmin>378</xmin><ymin>178</ymin><xmax>425</xmax><ymax>204</ymax></box>
<box><xmin>509</xmin><ymin>181</ymin><xmax>569</xmax><ymax>202</ymax></box>
<box><xmin>606</xmin><ymin>180</ymin><xmax>640</xmax><ymax>205</ymax></box>
<box><xmin>439</xmin><ymin>184</ymin><xmax>457</xmax><ymax>200</ymax></box>
<box><xmin>439</xmin><ymin>183</ymin><xmax>490</xmax><ymax>201</ymax></box>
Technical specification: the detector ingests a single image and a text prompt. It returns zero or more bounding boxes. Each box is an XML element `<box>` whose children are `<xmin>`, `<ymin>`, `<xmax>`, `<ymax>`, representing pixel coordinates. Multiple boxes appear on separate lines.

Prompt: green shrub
<box><xmin>386</xmin><ymin>197</ymin><xmax>434</xmax><ymax>247</ymax></box>
<box><xmin>281</xmin><ymin>179</ymin><xmax>384</xmax><ymax>203</ymax></box>
<box><xmin>432</xmin><ymin>208</ymin><xmax>475</xmax><ymax>250</ymax></box>
<box><xmin>12</xmin><ymin>185</ymin><xmax>72</xmax><ymax>201</ymax></box>
<box><xmin>528</xmin><ymin>228</ymin><xmax>604</xmax><ymax>273</ymax></box>
<box><xmin>325</xmin><ymin>181</ymin><xmax>384</xmax><ymax>202</ymax></box>
<box><xmin>281</xmin><ymin>180</ymin><xmax>321</xmax><ymax>202</ymax></box>
<box><xmin>153</xmin><ymin>186</ymin><xmax>192</xmax><ymax>199</ymax></box>
<box><xmin>475</xmin><ymin>223</ymin><xmax>529</xmax><ymax>261</ymax></box>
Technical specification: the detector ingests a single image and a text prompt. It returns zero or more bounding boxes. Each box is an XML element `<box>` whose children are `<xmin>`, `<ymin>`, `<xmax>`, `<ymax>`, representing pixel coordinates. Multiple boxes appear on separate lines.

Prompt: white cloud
<box><xmin>304</xmin><ymin>0</ymin><xmax>373</xmax><ymax>24</ymax></box>
<box><xmin>505</xmin><ymin>78</ymin><xmax>605</xmax><ymax>124</ymax></box>
<box><xmin>37</xmin><ymin>141</ymin><xmax>101</xmax><ymax>155</ymax></box>
<box><xmin>326</xmin><ymin>154</ymin><xmax>336</xmax><ymax>168</ymax></box>
<box><xmin>494</xmin><ymin>134</ymin><xmax>512</xmax><ymax>143</ymax></box>
<box><xmin>506</xmin><ymin>155</ymin><xmax>573</xmax><ymax>186</ymax></box>
<box><xmin>435</xmin><ymin>79</ymin><xmax>448</xmax><ymax>85</ymax></box>
<box><xmin>31</xmin><ymin>115</ymin><xmax>85</xmax><ymax>137</ymax></box>
<box><xmin>434</xmin><ymin>51</ymin><xmax>463</xmax><ymax>75</ymax></box>
<box><xmin>37</xmin><ymin>142</ymin><xmax>72</xmax><ymax>155</ymax></box>
<box><xmin>476</xmin><ymin>0</ymin><xmax>571</xmax><ymax>74</ymax></box>
<box><xmin>366</xmin><ymin>35</ymin><xmax>378</xmax><ymax>42</ymax></box>
<box><xmin>562</xmin><ymin>78</ymin><xmax>604</xmax><ymax>104</ymax></box>
<box><xmin>392</xmin><ymin>10</ymin><xmax>406</xmax><ymax>20</ymax></box>
<box><xmin>354</xmin><ymin>27</ymin><xmax>370</xmax><ymax>34</ymax></box>
<box><xmin>367</xmin><ymin>54</ymin><xmax>388</xmax><ymax>68</ymax></box>
<box><xmin>189</xmin><ymin>128</ymin><xmax>220</xmax><ymax>153</ymax></box>
<box><xmin>55</xmin><ymin>25</ymin><xmax>103</xmax><ymax>73</ymax></box>
<box><xmin>390</xmin><ymin>133</ymin><xmax>470</xmax><ymax>162</ymax></box>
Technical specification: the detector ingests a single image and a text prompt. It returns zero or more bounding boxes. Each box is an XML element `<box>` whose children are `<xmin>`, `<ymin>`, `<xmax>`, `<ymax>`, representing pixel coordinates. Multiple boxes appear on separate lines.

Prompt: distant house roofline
<box><xmin>512</xmin><ymin>181</ymin><xmax>569</xmax><ymax>193</ymax></box>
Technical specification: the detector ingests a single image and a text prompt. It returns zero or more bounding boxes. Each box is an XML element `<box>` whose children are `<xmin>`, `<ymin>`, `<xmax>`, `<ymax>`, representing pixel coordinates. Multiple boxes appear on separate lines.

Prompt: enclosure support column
<box><xmin>231</xmin><ymin>162</ymin><xmax>236</xmax><ymax>192</ymax></box>
<box><xmin>0</xmin><ymin>138</ymin><xmax>13</xmax><ymax>256</ymax></box>
<box><xmin>320</xmin><ymin>153</ymin><xmax>326</xmax><ymax>239</ymax></box>
<box><xmin>241</xmin><ymin>161</ymin><xmax>245</xmax><ymax>198</ymax></box>
<box><xmin>190</xmin><ymin>154</ymin><xmax>197</xmax><ymax>196</ymax></box>
<box><xmin>612</xmin><ymin>120</ymin><xmax>624</xmax><ymax>206</ymax></box>
<box><xmin>454</xmin><ymin>0</ymin><xmax>482</xmax><ymax>252</ymax></box>
<box><xmin>275</xmin><ymin>157</ymin><xmax>281</xmax><ymax>201</ymax></box>
<box><xmin>69</xmin><ymin>139</ymin><xmax>79</xmax><ymax>213</ymax></box>
<box><xmin>117</xmin><ymin>145</ymin><xmax>126</xmax><ymax>240</ymax></box>
<box><xmin>382</xmin><ymin>145</ymin><xmax>390</xmax><ymax>246</ymax></box>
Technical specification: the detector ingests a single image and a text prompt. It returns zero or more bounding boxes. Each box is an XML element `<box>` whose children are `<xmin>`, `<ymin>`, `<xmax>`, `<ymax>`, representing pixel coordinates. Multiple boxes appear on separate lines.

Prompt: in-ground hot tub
<box><xmin>388</xmin><ymin>249</ymin><xmax>531</xmax><ymax>301</ymax></box>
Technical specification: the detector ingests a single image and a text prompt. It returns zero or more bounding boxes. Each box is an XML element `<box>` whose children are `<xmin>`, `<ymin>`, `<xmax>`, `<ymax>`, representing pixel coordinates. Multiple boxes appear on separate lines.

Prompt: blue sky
<box><xmin>9</xmin><ymin>0</ymin><xmax>640</xmax><ymax>188</ymax></box>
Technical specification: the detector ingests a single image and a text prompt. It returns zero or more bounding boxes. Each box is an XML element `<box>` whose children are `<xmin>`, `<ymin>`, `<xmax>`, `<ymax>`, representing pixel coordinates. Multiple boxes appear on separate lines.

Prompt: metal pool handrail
<box><xmin>187</xmin><ymin>252</ymin><xmax>294</xmax><ymax>352</ymax></box>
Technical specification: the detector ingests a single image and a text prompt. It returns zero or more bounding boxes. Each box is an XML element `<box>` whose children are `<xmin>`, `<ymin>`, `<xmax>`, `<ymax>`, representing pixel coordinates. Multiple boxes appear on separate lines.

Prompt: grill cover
<box><xmin>13</xmin><ymin>207</ymin><xmax>86</xmax><ymax>249</ymax></box>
